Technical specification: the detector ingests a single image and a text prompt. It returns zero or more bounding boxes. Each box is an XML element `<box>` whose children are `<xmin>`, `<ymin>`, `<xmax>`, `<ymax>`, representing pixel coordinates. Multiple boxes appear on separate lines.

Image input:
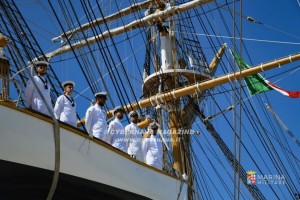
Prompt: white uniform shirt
<box><xmin>107</xmin><ymin>118</ymin><xmax>126</xmax><ymax>152</ymax></box>
<box><xmin>85</xmin><ymin>104</ymin><xmax>107</xmax><ymax>140</ymax></box>
<box><xmin>25</xmin><ymin>75</ymin><xmax>53</xmax><ymax>116</ymax></box>
<box><xmin>125</xmin><ymin>122</ymin><xmax>143</xmax><ymax>161</ymax></box>
<box><xmin>54</xmin><ymin>94</ymin><xmax>77</xmax><ymax>127</ymax></box>
<box><xmin>142</xmin><ymin>134</ymin><xmax>163</xmax><ymax>169</ymax></box>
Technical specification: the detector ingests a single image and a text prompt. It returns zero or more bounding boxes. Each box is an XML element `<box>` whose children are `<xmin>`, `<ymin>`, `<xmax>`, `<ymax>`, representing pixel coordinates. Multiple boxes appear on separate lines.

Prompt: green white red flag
<box><xmin>230</xmin><ymin>50</ymin><xmax>300</xmax><ymax>98</ymax></box>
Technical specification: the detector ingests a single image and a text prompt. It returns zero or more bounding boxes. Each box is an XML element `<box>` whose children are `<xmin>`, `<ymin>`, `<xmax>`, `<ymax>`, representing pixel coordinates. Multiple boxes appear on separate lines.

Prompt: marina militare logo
<box><xmin>246</xmin><ymin>170</ymin><xmax>256</xmax><ymax>185</ymax></box>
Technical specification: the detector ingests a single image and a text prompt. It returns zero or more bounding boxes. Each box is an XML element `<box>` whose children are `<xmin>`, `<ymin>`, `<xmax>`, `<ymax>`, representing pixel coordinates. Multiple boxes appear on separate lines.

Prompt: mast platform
<box><xmin>142</xmin><ymin>69</ymin><xmax>211</xmax><ymax>96</ymax></box>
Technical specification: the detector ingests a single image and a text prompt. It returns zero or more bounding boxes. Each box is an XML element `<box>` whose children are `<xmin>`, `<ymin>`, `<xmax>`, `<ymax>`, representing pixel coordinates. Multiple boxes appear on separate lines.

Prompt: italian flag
<box><xmin>231</xmin><ymin>50</ymin><xmax>300</xmax><ymax>98</ymax></box>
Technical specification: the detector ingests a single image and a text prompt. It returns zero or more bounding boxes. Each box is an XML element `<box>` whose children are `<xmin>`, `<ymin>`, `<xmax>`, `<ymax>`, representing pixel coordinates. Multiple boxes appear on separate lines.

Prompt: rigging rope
<box><xmin>174</xmin><ymin>31</ymin><xmax>300</xmax><ymax>45</ymax></box>
<box><xmin>265</xmin><ymin>103</ymin><xmax>300</xmax><ymax>148</ymax></box>
<box><xmin>95</xmin><ymin>0</ymin><xmax>141</xmax><ymax>111</ymax></box>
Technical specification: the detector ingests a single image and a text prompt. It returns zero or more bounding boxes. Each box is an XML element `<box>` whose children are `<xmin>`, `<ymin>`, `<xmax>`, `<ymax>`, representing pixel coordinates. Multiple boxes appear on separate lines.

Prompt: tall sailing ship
<box><xmin>0</xmin><ymin>0</ymin><xmax>299</xmax><ymax>199</ymax></box>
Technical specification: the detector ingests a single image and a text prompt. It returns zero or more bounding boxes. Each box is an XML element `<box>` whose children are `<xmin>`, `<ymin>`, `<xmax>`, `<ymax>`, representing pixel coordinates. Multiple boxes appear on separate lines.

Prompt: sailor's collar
<box><xmin>95</xmin><ymin>104</ymin><xmax>102</xmax><ymax>108</ymax></box>
<box><xmin>130</xmin><ymin>122</ymin><xmax>138</xmax><ymax>126</ymax></box>
<box><xmin>114</xmin><ymin>118</ymin><xmax>122</xmax><ymax>122</ymax></box>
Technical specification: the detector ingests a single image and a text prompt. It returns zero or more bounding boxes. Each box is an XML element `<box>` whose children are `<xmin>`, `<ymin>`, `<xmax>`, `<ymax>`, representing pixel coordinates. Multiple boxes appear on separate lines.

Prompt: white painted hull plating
<box><xmin>0</xmin><ymin>103</ymin><xmax>188</xmax><ymax>200</ymax></box>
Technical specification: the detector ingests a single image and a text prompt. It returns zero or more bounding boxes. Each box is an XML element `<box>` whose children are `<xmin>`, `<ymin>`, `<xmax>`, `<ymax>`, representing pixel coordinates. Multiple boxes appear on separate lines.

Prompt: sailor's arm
<box><xmin>141</xmin><ymin>134</ymin><xmax>149</xmax><ymax>162</ymax></box>
<box><xmin>137</xmin><ymin>115</ymin><xmax>152</xmax><ymax>128</ymax></box>
<box><xmin>53</xmin><ymin>95</ymin><xmax>63</xmax><ymax>119</ymax></box>
<box><xmin>124</xmin><ymin>125</ymin><xmax>131</xmax><ymax>149</ymax></box>
<box><xmin>106</xmin><ymin>121</ymin><xmax>114</xmax><ymax>145</ymax></box>
<box><xmin>25</xmin><ymin>79</ymin><xmax>34</xmax><ymax>108</ymax></box>
<box><xmin>85</xmin><ymin>107</ymin><xmax>94</xmax><ymax>137</ymax></box>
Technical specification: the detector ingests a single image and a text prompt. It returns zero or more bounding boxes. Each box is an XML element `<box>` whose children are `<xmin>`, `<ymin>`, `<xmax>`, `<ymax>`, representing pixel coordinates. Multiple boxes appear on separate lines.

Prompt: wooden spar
<box><xmin>106</xmin><ymin>52</ymin><xmax>300</xmax><ymax>118</ymax></box>
<box><xmin>209</xmin><ymin>44</ymin><xmax>226</xmax><ymax>71</ymax></box>
<box><xmin>169</xmin><ymin>105</ymin><xmax>183</xmax><ymax>174</ymax></box>
<box><xmin>137</xmin><ymin>117</ymin><xmax>152</xmax><ymax>128</ymax></box>
<box><xmin>52</xmin><ymin>0</ymin><xmax>164</xmax><ymax>41</ymax></box>
<box><xmin>43</xmin><ymin>0</ymin><xmax>212</xmax><ymax>59</ymax></box>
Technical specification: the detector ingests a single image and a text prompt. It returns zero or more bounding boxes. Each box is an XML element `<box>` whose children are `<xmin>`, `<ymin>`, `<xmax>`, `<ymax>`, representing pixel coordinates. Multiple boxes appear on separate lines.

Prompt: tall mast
<box><xmin>142</xmin><ymin>1</ymin><xmax>223</xmax><ymax>194</ymax></box>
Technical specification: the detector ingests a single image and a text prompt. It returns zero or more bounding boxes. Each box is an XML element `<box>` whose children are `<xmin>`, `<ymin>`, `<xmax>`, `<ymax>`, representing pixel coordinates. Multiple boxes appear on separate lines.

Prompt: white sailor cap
<box><xmin>61</xmin><ymin>81</ymin><xmax>75</xmax><ymax>88</ymax></box>
<box><xmin>113</xmin><ymin>106</ymin><xmax>125</xmax><ymax>114</ymax></box>
<box><xmin>149</xmin><ymin>122</ymin><xmax>159</xmax><ymax>129</ymax></box>
<box><xmin>34</xmin><ymin>60</ymin><xmax>49</xmax><ymax>67</ymax></box>
<box><xmin>128</xmin><ymin>110</ymin><xmax>139</xmax><ymax>118</ymax></box>
<box><xmin>95</xmin><ymin>92</ymin><xmax>108</xmax><ymax>99</ymax></box>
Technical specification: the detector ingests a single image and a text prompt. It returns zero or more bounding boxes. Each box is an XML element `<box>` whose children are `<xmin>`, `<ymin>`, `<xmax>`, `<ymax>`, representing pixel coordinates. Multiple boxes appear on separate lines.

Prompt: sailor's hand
<box><xmin>77</xmin><ymin>120</ymin><xmax>83</xmax><ymax>128</ymax></box>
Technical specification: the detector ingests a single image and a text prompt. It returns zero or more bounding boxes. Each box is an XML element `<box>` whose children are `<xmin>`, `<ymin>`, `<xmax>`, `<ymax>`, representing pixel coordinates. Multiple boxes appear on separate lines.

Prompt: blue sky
<box><xmin>11</xmin><ymin>0</ymin><xmax>300</xmax><ymax>199</ymax></box>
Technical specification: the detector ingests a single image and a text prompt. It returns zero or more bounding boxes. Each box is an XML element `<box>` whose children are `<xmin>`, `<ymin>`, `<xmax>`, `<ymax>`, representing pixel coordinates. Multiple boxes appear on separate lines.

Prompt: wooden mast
<box><xmin>169</xmin><ymin>103</ymin><xmax>183</xmax><ymax>174</ymax></box>
<box><xmin>167</xmin><ymin>22</ymin><xmax>184</xmax><ymax>175</ymax></box>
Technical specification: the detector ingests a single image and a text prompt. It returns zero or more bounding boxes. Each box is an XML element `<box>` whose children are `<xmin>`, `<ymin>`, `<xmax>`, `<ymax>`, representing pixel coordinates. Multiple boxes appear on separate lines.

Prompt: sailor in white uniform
<box><xmin>141</xmin><ymin>122</ymin><xmax>163</xmax><ymax>169</ymax></box>
<box><xmin>125</xmin><ymin>111</ymin><xmax>143</xmax><ymax>161</ymax></box>
<box><xmin>25</xmin><ymin>61</ymin><xmax>53</xmax><ymax>116</ymax></box>
<box><xmin>53</xmin><ymin>81</ymin><xmax>77</xmax><ymax>127</ymax></box>
<box><xmin>106</xmin><ymin>106</ymin><xmax>126</xmax><ymax>152</ymax></box>
<box><xmin>85</xmin><ymin>92</ymin><xmax>108</xmax><ymax>140</ymax></box>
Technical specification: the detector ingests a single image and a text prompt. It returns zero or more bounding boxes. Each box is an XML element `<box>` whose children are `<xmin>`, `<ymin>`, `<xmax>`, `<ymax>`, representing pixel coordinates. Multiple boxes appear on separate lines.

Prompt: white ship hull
<box><xmin>0</xmin><ymin>102</ymin><xmax>188</xmax><ymax>199</ymax></box>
